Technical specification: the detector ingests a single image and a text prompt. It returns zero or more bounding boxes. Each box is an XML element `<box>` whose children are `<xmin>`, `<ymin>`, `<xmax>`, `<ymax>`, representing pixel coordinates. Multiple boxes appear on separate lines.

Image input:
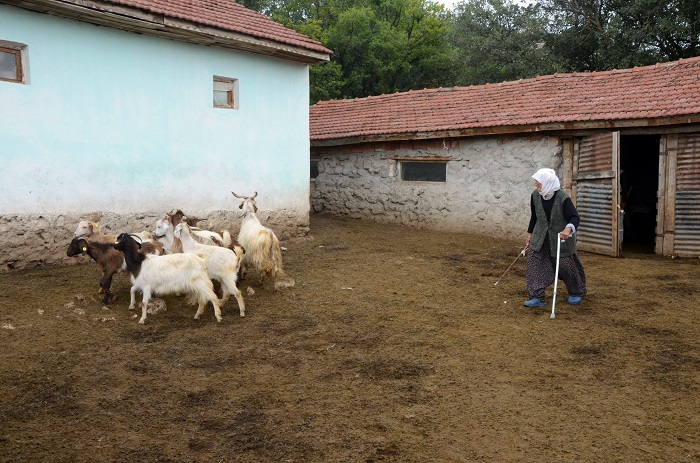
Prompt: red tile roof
<box><xmin>310</xmin><ymin>57</ymin><xmax>700</xmax><ymax>143</ymax></box>
<box><xmin>106</xmin><ymin>0</ymin><xmax>331</xmax><ymax>55</ymax></box>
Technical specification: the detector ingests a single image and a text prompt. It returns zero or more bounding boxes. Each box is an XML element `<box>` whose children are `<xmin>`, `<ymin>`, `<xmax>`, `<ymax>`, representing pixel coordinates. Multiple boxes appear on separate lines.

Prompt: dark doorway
<box><xmin>620</xmin><ymin>135</ymin><xmax>660</xmax><ymax>254</ymax></box>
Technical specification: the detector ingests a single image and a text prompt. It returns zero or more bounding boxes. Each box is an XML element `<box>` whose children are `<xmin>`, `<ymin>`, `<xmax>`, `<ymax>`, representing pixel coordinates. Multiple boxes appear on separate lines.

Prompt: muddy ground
<box><xmin>1</xmin><ymin>213</ymin><xmax>699</xmax><ymax>462</ymax></box>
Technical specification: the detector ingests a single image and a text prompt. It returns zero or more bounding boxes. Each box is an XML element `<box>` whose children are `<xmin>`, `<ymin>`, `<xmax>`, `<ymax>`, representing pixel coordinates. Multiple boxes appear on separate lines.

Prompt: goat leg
<box><xmin>99</xmin><ymin>272</ymin><xmax>115</xmax><ymax>304</ymax></box>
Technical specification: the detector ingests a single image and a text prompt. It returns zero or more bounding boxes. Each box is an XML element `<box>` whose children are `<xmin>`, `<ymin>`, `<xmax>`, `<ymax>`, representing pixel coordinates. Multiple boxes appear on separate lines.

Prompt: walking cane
<box><xmin>493</xmin><ymin>245</ymin><xmax>528</xmax><ymax>286</ymax></box>
<box><xmin>550</xmin><ymin>237</ymin><xmax>563</xmax><ymax>319</ymax></box>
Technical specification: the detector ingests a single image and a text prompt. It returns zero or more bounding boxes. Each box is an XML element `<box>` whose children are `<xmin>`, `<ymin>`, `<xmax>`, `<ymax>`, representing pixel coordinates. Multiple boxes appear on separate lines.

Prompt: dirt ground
<box><xmin>1</xmin><ymin>213</ymin><xmax>699</xmax><ymax>463</ymax></box>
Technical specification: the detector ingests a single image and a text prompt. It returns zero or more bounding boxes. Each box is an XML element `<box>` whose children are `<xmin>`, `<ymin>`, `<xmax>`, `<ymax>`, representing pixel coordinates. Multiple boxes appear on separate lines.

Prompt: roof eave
<box><xmin>4</xmin><ymin>0</ymin><xmax>331</xmax><ymax>64</ymax></box>
<box><xmin>310</xmin><ymin>114</ymin><xmax>700</xmax><ymax>147</ymax></box>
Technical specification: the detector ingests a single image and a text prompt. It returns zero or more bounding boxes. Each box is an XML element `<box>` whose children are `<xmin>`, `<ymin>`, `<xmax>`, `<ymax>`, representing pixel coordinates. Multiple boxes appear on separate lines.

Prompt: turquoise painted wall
<box><xmin>0</xmin><ymin>5</ymin><xmax>311</xmax><ymax>214</ymax></box>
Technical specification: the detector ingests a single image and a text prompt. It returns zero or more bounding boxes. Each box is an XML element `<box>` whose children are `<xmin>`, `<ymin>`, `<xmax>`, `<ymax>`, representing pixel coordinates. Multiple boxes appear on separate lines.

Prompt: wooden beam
<box><xmin>656</xmin><ymin>136</ymin><xmax>668</xmax><ymax>254</ymax></box>
<box><xmin>663</xmin><ymin>134</ymin><xmax>678</xmax><ymax>255</ymax></box>
<box><xmin>388</xmin><ymin>156</ymin><xmax>455</xmax><ymax>162</ymax></box>
<box><xmin>311</xmin><ymin>118</ymin><xmax>700</xmax><ymax>147</ymax></box>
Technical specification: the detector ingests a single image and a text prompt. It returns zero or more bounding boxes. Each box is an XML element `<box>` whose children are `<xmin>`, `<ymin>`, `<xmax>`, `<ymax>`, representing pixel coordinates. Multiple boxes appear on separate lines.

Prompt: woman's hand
<box><xmin>525</xmin><ymin>233</ymin><xmax>532</xmax><ymax>247</ymax></box>
<box><xmin>559</xmin><ymin>227</ymin><xmax>573</xmax><ymax>240</ymax></box>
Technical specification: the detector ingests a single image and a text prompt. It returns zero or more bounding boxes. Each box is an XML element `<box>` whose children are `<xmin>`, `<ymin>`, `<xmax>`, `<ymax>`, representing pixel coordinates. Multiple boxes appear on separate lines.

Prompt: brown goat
<box><xmin>167</xmin><ymin>209</ymin><xmax>203</xmax><ymax>227</ymax></box>
<box><xmin>67</xmin><ymin>236</ymin><xmax>164</xmax><ymax>304</ymax></box>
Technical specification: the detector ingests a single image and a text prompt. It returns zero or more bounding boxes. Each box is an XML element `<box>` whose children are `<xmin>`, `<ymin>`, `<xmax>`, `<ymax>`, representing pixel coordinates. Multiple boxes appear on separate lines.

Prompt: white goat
<box><xmin>152</xmin><ymin>214</ymin><xmax>232</xmax><ymax>252</ymax></box>
<box><xmin>152</xmin><ymin>217</ymin><xmax>183</xmax><ymax>253</ymax></box>
<box><xmin>113</xmin><ymin>233</ymin><xmax>222</xmax><ymax>325</ymax></box>
<box><xmin>231</xmin><ymin>191</ymin><xmax>290</xmax><ymax>290</ymax></box>
<box><xmin>166</xmin><ymin>209</ymin><xmax>234</xmax><ymax>248</ymax></box>
<box><xmin>173</xmin><ymin>222</ymin><xmax>246</xmax><ymax>317</ymax></box>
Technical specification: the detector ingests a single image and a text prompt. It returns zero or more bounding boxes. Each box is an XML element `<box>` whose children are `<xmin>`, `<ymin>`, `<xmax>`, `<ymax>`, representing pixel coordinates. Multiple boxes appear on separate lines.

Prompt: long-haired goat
<box><xmin>231</xmin><ymin>191</ymin><xmax>291</xmax><ymax>291</ymax></box>
<box><xmin>113</xmin><ymin>233</ymin><xmax>222</xmax><ymax>325</ymax></box>
<box><xmin>174</xmin><ymin>222</ymin><xmax>246</xmax><ymax>317</ymax></box>
<box><xmin>67</xmin><ymin>237</ymin><xmax>164</xmax><ymax>303</ymax></box>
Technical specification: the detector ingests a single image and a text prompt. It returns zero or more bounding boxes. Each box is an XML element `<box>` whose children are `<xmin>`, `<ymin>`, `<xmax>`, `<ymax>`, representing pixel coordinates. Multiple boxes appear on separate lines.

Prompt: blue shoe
<box><xmin>523</xmin><ymin>298</ymin><xmax>546</xmax><ymax>307</ymax></box>
<box><xmin>567</xmin><ymin>296</ymin><xmax>583</xmax><ymax>305</ymax></box>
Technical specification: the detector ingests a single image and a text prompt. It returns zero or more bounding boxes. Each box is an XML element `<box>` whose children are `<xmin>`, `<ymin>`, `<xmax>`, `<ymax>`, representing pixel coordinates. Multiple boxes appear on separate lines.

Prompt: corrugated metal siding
<box><xmin>674</xmin><ymin>134</ymin><xmax>700</xmax><ymax>255</ymax></box>
<box><xmin>578</xmin><ymin>133</ymin><xmax>613</xmax><ymax>174</ymax></box>
<box><xmin>575</xmin><ymin>133</ymin><xmax>619</xmax><ymax>256</ymax></box>
<box><xmin>576</xmin><ymin>182</ymin><xmax>614</xmax><ymax>248</ymax></box>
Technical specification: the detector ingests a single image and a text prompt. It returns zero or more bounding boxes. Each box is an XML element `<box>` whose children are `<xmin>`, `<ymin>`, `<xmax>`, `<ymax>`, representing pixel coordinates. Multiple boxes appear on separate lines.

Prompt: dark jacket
<box><xmin>529</xmin><ymin>189</ymin><xmax>579</xmax><ymax>257</ymax></box>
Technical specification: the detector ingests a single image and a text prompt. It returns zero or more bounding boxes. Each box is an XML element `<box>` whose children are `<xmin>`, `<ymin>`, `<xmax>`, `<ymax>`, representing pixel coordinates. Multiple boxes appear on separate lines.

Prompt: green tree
<box><xmin>325</xmin><ymin>0</ymin><xmax>456</xmax><ymax>99</ymax></box>
<box><xmin>612</xmin><ymin>0</ymin><xmax>700</xmax><ymax>60</ymax></box>
<box><xmin>449</xmin><ymin>0</ymin><xmax>560</xmax><ymax>85</ymax></box>
<box><xmin>542</xmin><ymin>0</ymin><xmax>700</xmax><ymax>71</ymax></box>
<box><xmin>542</xmin><ymin>0</ymin><xmax>644</xmax><ymax>71</ymax></box>
<box><xmin>239</xmin><ymin>0</ymin><xmax>700</xmax><ymax>101</ymax></box>
<box><xmin>251</xmin><ymin>0</ymin><xmax>456</xmax><ymax>102</ymax></box>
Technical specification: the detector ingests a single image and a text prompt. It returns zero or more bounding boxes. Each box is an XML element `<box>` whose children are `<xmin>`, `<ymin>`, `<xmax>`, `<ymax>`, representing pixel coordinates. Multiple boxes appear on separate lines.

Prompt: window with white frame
<box><xmin>0</xmin><ymin>41</ymin><xmax>29</xmax><ymax>84</ymax></box>
<box><xmin>213</xmin><ymin>76</ymin><xmax>238</xmax><ymax>109</ymax></box>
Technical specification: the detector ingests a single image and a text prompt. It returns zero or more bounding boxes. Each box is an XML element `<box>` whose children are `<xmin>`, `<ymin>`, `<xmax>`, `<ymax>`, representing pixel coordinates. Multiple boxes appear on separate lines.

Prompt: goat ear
<box><xmin>239</xmin><ymin>204</ymin><xmax>243</xmax><ymax>209</ymax></box>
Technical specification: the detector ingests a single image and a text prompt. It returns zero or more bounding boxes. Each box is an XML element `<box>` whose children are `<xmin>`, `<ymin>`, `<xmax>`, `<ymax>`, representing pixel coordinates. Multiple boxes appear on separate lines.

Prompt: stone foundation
<box><xmin>0</xmin><ymin>210</ymin><xmax>308</xmax><ymax>271</ymax></box>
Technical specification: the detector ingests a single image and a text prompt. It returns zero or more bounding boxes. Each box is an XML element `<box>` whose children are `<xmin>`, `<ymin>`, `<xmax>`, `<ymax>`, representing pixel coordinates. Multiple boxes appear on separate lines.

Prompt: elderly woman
<box><xmin>524</xmin><ymin>168</ymin><xmax>587</xmax><ymax>307</ymax></box>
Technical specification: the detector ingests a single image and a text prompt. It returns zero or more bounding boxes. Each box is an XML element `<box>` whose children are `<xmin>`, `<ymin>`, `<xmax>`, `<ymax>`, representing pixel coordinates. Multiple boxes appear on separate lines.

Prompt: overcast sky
<box><xmin>438</xmin><ymin>0</ymin><xmax>534</xmax><ymax>12</ymax></box>
<box><xmin>436</xmin><ymin>0</ymin><xmax>456</xmax><ymax>9</ymax></box>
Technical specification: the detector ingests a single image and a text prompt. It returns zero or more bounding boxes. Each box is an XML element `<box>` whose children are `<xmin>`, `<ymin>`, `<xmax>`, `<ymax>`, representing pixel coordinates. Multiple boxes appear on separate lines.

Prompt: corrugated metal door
<box><xmin>674</xmin><ymin>134</ymin><xmax>700</xmax><ymax>256</ymax></box>
<box><xmin>573</xmin><ymin>132</ymin><xmax>621</xmax><ymax>256</ymax></box>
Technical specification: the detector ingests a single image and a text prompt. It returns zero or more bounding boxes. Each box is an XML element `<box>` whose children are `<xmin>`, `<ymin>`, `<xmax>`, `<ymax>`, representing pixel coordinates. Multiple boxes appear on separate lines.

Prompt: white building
<box><xmin>1</xmin><ymin>0</ymin><xmax>331</xmax><ymax>269</ymax></box>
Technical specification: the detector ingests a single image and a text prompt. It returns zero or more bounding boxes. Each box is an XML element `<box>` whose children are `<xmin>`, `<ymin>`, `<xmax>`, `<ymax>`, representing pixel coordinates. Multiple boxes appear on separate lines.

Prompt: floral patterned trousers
<box><xmin>526</xmin><ymin>239</ymin><xmax>587</xmax><ymax>300</ymax></box>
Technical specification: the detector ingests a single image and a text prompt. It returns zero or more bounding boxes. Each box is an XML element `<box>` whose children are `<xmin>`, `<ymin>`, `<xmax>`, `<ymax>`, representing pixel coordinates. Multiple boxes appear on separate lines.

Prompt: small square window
<box><xmin>310</xmin><ymin>160</ymin><xmax>319</xmax><ymax>179</ymax></box>
<box><xmin>401</xmin><ymin>161</ymin><xmax>447</xmax><ymax>182</ymax></box>
<box><xmin>213</xmin><ymin>76</ymin><xmax>238</xmax><ymax>109</ymax></box>
<box><xmin>0</xmin><ymin>43</ymin><xmax>28</xmax><ymax>84</ymax></box>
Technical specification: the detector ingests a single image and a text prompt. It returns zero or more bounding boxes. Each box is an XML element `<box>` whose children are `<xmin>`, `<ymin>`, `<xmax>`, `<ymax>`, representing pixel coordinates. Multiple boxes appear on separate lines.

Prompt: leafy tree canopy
<box><xmin>449</xmin><ymin>0</ymin><xmax>560</xmax><ymax>84</ymax></box>
<box><xmin>239</xmin><ymin>0</ymin><xmax>700</xmax><ymax>102</ymax></box>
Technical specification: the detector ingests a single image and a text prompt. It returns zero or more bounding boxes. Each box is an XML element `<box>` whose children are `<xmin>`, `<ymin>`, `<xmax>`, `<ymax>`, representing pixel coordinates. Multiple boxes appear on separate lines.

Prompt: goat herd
<box><xmin>66</xmin><ymin>192</ymin><xmax>289</xmax><ymax>325</ymax></box>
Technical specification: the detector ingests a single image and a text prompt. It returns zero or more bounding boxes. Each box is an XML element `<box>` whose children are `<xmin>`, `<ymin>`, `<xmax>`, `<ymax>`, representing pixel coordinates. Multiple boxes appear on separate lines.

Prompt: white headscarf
<box><xmin>532</xmin><ymin>168</ymin><xmax>560</xmax><ymax>200</ymax></box>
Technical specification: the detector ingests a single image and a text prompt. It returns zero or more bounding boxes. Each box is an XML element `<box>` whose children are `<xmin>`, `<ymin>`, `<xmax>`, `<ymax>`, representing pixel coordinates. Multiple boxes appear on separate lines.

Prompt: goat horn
<box><xmin>252</xmin><ymin>191</ymin><xmax>258</xmax><ymax>199</ymax></box>
<box><xmin>231</xmin><ymin>191</ymin><xmax>245</xmax><ymax>198</ymax></box>
<box><xmin>128</xmin><ymin>234</ymin><xmax>143</xmax><ymax>248</ymax></box>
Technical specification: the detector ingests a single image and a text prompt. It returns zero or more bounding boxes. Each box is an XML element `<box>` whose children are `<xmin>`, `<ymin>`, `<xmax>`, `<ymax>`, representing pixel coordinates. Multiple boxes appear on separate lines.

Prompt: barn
<box><xmin>0</xmin><ymin>0</ymin><xmax>331</xmax><ymax>270</ymax></box>
<box><xmin>310</xmin><ymin>58</ymin><xmax>700</xmax><ymax>258</ymax></box>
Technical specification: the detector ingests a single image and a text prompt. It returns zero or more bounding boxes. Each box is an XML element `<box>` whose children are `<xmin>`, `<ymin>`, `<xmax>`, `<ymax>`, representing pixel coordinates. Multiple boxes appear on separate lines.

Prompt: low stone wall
<box><xmin>311</xmin><ymin>135</ymin><xmax>562</xmax><ymax>239</ymax></box>
<box><xmin>0</xmin><ymin>210</ymin><xmax>308</xmax><ymax>271</ymax></box>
